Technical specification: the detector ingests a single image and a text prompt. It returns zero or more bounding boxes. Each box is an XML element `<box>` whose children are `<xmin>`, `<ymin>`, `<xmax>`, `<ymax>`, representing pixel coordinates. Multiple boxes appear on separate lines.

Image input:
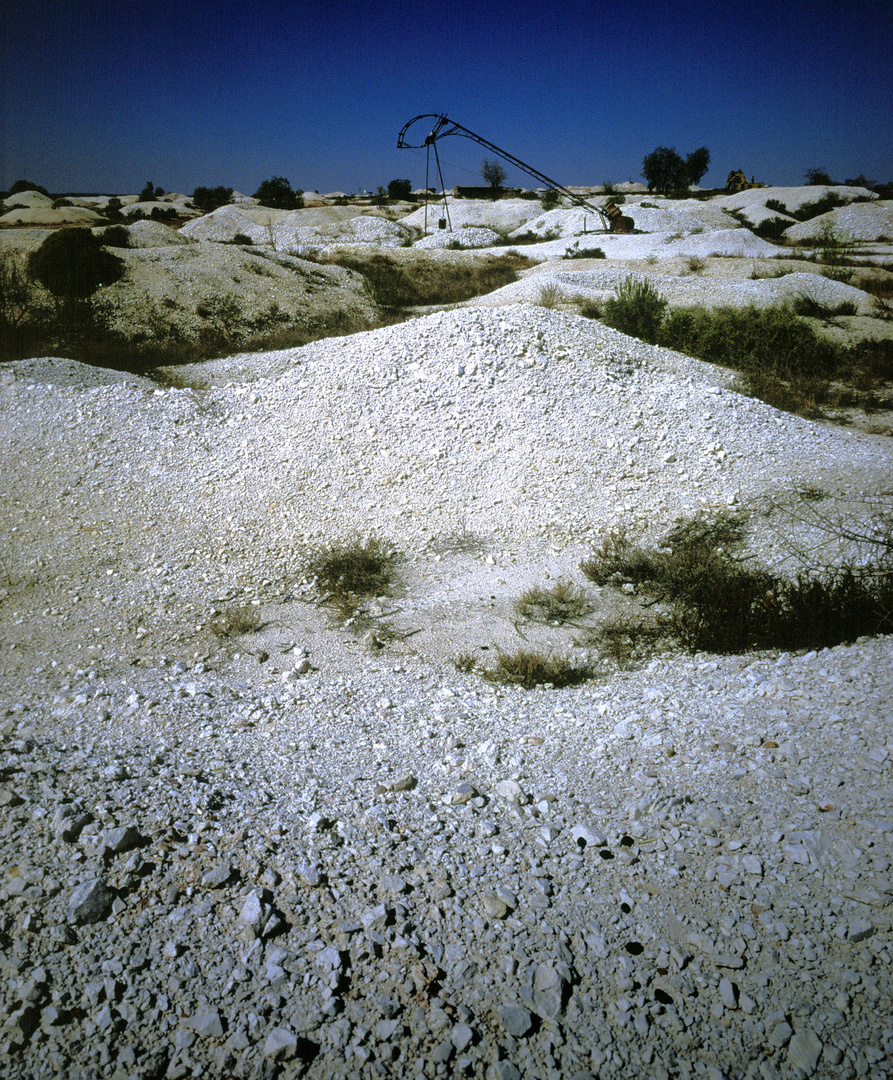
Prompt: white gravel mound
<box><xmin>181</xmin><ymin>204</ymin><xmax>412</xmax><ymax>249</ymax></box>
<box><xmin>784</xmin><ymin>200</ymin><xmax>893</xmax><ymax>243</ymax></box>
<box><xmin>0</xmin><ymin>357</ymin><xmax>152</xmax><ymax>388</ymax></box>
<box><xmin>1</xmin><ymin>300</ymin><xmax>891</xmax><ymax>1080</ymax></box>
<box><xmin>715</xmin><ymin>184</ymin><xmax>878</xmax><ymax>215</ymax></box>
<box><xmin>620</xmin><ymin>201</ymin><xmax>740</xmax><ymax>234</ymax></box>
<box><xmin>415</xmin><ymin>226</ymin><xmax>503</xmax><ymax>249</ymax></box>
<box><xmin>400</xmin><ymin>197</ymin><xmax>540</xmax><ymax>235</ymax></box>
<box><xmin>117</xmin><ymin>219</ymin><xmax>196</xmax><ymax>247</ymax></box>
<box><xmin>468</xmin><ymin>265</ymin><xmax>877</xmax><ymax>314</ymax></box>
<box><xmin>661</xmin><ymin>228</ymin><xmax>787</xmax><ymax>258</ymax></box>
<box><xmin>1</xmin><ymin>189</ymin><xmax>53</xmax><ymax>208</ymax></box>
<box><xmin>0</xmin><ymin>205</ymin><xmax>102</xmax><ymax>226</ymax></box>
<box><xmin>179</xmin><ymin>205</ymin><xmax>273</xmax><ymax>243</ymax></box>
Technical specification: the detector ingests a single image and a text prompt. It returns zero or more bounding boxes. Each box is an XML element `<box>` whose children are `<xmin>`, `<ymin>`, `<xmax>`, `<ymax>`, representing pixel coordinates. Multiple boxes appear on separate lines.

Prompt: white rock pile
<box><xmin>1</xmin><ymin>294</ymin><xmax>891</xmax><ymax>1078</ymax></box>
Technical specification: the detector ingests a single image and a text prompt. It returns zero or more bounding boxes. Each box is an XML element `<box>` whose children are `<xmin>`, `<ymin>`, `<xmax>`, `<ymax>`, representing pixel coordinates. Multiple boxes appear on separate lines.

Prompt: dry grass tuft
<box><xmin>482</xmin><ymin>649</ymin><xmax>594</xmax><ymax>690</ymax></box>
<box><xmin>208</xmin><ymin>603</ymin><xmax>263</xmax><ymax>638</ymax></box>
<box><xmin>304</xmin><ymin>536</ymin><xmax>395</xmax><ymax>622</ymax></box>
<box><xmin>514</xmin><ymin>579</ymin><xmax>592</xmax><ymax>624</ymax></box>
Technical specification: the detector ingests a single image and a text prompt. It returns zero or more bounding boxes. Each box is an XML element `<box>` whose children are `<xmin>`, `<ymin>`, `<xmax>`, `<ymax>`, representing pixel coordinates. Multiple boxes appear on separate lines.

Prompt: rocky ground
<box><xmin>1</xmin><ymin>189</ymin><xmax>892</xmax><ymax>1079</ymax></box>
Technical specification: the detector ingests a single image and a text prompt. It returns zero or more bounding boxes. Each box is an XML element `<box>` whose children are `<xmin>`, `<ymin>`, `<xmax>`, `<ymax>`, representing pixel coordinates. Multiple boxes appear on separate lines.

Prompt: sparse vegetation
<box><xmin>563</xmin><ymin>245</ymin><xmax>606</xmax><ymax>260</ymax></box>
<box><xmin>602</xmin><ymin>276</ymin><xmax>667</xmax><ymax>344</ymax></box>
<box><xmin>581</xmin><ymin>509</ymin><xmax>893</xmax><ymax>655</ymax></box>
<box><xmin>208</xmin><ymin>603</ymin><xmax>263</xmax><ymax>638</ymax></box>
<box><xmin>537</xmin><ymin>283</ymin><xmax>562</xmax><ymax>309</ymax></box>
<box><xmin>303</xmin><ymin>537</ymin><xmax>395</xmax><ymax>621</ymax></box>
<box><xmin>687</xmin><ymin>256</ymin><xmax>706</xmax><ymax>274</ymax></box>
<box><xmin>320</xmin><ymin>251</ymin><xmax>524</xmax><ymax>309</ymax></box>
<box><xmin>481</xmin><ymin>649</ymin><xmax>595</xmax><ymax>690</ymax></box>
<box><xmin>514</xmin><ymin>580</ymin><xmax>592</xmax><ymax>624</ymax></box>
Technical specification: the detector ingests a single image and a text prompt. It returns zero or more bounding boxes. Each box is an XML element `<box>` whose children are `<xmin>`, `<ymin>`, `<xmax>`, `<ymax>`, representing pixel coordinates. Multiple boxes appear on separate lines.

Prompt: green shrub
<box><xmin>563</xmin><ymin>245</ymin><xmax>606</xmax><ymax>260</ymax></box>
<box><xmin>603</xmin><ymin>276</ymin><xmax>667</xmax><ymax>343</ymax></box>
<box><xmin>541</xmin><ymin>189</ymin><xmax>560</xmax><ymax>211</ymax></box>
<box><xmin>305</xmin><ymin>537</ymin><xmax>394</xmax><ymax>599</ymax></box>
<box><xmin>253</xmin><ymin>177</ymin><xmax>304</xmax><ymax>210</ymax></box>
<box><xmin>28</xmin><ymin>228</ymin><xmax>125</xmax><ymax>297</ymax></box>
<box><xmin>583</xmin><ymin>511</ymin><xmax>893</xmax><ymax>655</ymax></box>
<box><xmin>790</xmin><ymin>295</ymin><xmax>857</xmax><ymax>319</ymax></box>
<box><xmin>537</xmin><ymin>283</ymin><xmax>562</xmax><ymax>308</ymax></box>
<box><xmin>208</xmin><ymin>603</ymin><xmax>263</xmax><ymax>638</ymax></box>
<box><xmin>138</xmin><ymin>181</ymin><xmax>164</xmax><ymax>202</ymax></box>
<box><xmin>191</xmin><ymin>186</ymin><xmax>234</xmax><ymax>213</ymax></box>
<box><xmin>659</xmin><ymin>305</ymin><xmax>839</xmax><ymax>381</ymax></box>
<box><xmin>387</xmin><ymin>179</ymin><xmax>412</xmax><ymax>201</ymax></box>
<box><xmin>753</xmin><ymin>216</ymin><xmax>790</xmax><ymax>242</ymax></box>
<box><xmin>100</xmin><ymin>225</ymin><xmax>131</xmax><ymax>248</ymax></box>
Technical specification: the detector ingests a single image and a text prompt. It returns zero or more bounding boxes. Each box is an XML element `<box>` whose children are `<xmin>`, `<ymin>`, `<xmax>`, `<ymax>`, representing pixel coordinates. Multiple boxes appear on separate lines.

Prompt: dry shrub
<box><xmin>304</xmin><ymin>536</ymin><xmax>395</xmax><ymax>622</ymax></box>
<box><xmin>514</xmin><ymin>580</ymin><xmax>592</xmax><ymax>624</ymax></box>
<box><xmin>483</xmin><ymin>649</ymin><xmax>594</xmax><ymax>690</ymax></box>
<box><xmin>320</xmin><ymin>252</ymin><xmax>522</xmax><ymax>309</ymax></box>
<box><xmin>208</xmin><ymin>604</ymin><xmax>262</xmax><ymax>638</ymax></box>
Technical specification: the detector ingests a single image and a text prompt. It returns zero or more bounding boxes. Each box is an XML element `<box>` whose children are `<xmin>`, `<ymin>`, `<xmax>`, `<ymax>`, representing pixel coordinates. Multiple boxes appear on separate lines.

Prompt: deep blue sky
<box><xmin>2</xmin><ymin>0</ymin><xmax>890</xmax><ymax>196</ymax></box>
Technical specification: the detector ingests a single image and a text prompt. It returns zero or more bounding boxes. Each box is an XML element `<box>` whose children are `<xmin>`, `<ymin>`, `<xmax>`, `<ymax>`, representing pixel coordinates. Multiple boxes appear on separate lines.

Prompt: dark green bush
<box><xmin>603</xmin><ymin>277</ymin><xmax>667</xmax><ymax>343</ymax></box>
<box><xmin>541</xmin><ymin>189</ymin><xmax>560</xmax><ymax>211</ymax></box>
<box><xmin>659</xmin><ymin>305</ymin><xmax>840</xmax><ymax>381</ymax></box>
<box><xmin>582</xmin><ymin>512</ymin><xmax>893</xmax><ymax>655</ymax></box>
<box><xmin>28</xmin><ymin>228</ymin><xmax>125</xmax><ymax>298</ymax></box>
<box><xmin>253</xmin><ymin>177</ymin><xmax>304</xmax><ymax>210</ymax></box>
<box><xmin>100</xmin><ymin>225</ymin><xmax>131</xmax><ymax>248</ymax></box>
<box><xmin>753</xmin><ymin>216</ymin><xmax>790</xmax><ymax>242</ymax></box>
<box><xmin>387</xmin><ymin>179</ymin><xmax>412</xmax><ymax>201</ymax></box>
<box><xmin>8</xmin><ymin>179</ymin><xmax>50</xmax><ymax>197</ymax></box>
<box><xmin>642</xmin><ymin>146</ymin><xmax>710</xmax><ymax>194</ymax></box>
<box><xmin>191</xmin><ymin>186</ymin><xmax>234</xmax><ymax>213</ymax></box>
<box><xmin>138</xmin><ymin>181</ymin><xmax>164</xmax><ymax>202</ymax></box>
<box><xmin>563</xmin><ymin>246</ymin><xmax>606</xmax><ymax>259</ymax></box>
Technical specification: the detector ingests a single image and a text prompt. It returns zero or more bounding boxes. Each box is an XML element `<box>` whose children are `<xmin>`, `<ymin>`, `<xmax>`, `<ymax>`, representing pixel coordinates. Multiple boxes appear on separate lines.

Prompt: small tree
<box><xmin>642</xmin><ymin>146</ymin><xmax>710</xmax><ymax>195</ymax></box>
<box><xmin>253</xmin><ymin>176</ymin><xmax>304</xmax><ymax>210</ymax></box>
<box><xmin>541</xmin><ymin>188</ymin><xmax>560</xmax><ymax>211</ymax></box>
<box><xmin>805</xmin><ymin>166</ymin><xmax>833</xmax><ymax>186</ymax></box>
<box><xmin>481</xmin><ymin>158</ymin><xmax>507</xmax><ymax>193</ymax></box>
<box><xmin>138</xmin><ymin>181</ymin><xmax>164</xmax><ymax>202</ymax></box>
<box><xmin>192</xmin><ymin>186</ymin><xmax>234</xmax><ymax>213</ymax></box>
<box><xmin>387</xmin><ymin>179</ymin><xmax>412</xmax><ymax>201</ymax></box>
<box><xmin>684</xmin><ymin>147</ymin><xmax>711</xmax><ymax>187</ymax></box>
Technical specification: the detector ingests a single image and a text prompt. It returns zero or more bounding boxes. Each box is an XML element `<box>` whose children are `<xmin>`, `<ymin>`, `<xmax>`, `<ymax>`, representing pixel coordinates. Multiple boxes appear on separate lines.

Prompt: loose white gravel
<box><xmin>1</xmin><ymin>292</ymin><xmax>891</xmax><ymax>1078</ymax></box>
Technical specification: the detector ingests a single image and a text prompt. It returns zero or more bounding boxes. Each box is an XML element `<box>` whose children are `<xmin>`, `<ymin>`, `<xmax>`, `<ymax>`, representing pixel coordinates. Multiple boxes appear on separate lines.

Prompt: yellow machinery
<box><xmin>726</xmin><ymin>169</ymin><xmax>767</xmax><ymax>194</ymax></box>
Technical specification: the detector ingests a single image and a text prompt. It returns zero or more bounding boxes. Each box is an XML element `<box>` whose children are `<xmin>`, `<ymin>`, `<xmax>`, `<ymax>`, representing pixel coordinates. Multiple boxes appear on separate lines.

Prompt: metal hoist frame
<box><xmin>397</xmin><ymin>113</ymin><xmax>615</xmax><ymax>231</ymax></box>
